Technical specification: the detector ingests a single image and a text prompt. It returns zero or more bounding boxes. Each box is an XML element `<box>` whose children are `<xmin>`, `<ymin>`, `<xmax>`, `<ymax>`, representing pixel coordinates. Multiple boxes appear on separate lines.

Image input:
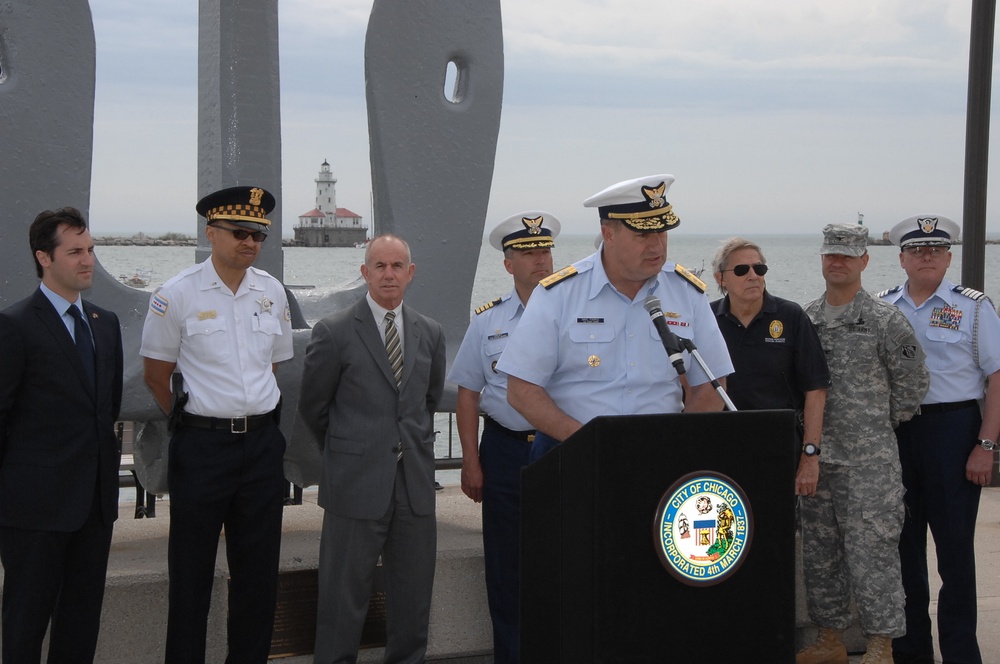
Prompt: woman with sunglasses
<box><xmin>710</xmin><ymin>237</ymin><xmax>831</xmax><ymax>498</ymax></box>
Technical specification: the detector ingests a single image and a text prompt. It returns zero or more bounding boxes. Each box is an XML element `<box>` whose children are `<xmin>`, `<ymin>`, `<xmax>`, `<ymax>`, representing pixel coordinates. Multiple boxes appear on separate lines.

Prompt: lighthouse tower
<box><xmin>293</xmin><ymin>160</ymin><xmax>368</xmax><ymax>247</ymax></box>
<box><xmin>316</xmin><ymin>159</ymin><xmax>337</xmax><ymax>214</ymax></box>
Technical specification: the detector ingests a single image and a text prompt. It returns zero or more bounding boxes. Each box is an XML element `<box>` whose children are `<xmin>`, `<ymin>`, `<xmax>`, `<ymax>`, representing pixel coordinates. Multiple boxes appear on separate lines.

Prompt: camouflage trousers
<box><xmin>800</xmin><ymin>461</ymin><xmax>906</xmax><ymax>637</ymax></box>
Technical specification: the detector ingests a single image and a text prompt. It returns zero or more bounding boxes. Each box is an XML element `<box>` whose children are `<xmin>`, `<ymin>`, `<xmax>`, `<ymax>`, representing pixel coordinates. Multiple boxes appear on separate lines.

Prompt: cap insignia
<box><xmin>522</xmin><ymin>216</ymin><xmax>543</xmax><ymax>236</ymax></box>
<box><xmin>249</xmin><ymin>188</ymin><xmax>264</xmax><ymax>206</ymax></box>
<box><xmin>919</xmin><ymin>217</ymin><xmax>939</xmax><ymax>234</ymax></box>
<box><xmin>642</xmin><ymin>182</ymin><xmax>667</xmax><ymax>209</ymax></box>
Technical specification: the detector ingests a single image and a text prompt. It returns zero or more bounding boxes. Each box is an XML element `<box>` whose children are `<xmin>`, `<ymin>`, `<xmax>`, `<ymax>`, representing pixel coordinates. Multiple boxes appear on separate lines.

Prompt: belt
<box><xmin>483</xmin><ymin>416</ymin><xmax>535</xmax><ymax>443</ymax></box>
<box><xmin>920</xmin><ymin>400</ymin><xmax>978</xmax><ymax>414</ymax></box>
<box><xmin>178</xmin><ymin>410</ymin><xmax>275</xmax><ymax>434</ymax></box>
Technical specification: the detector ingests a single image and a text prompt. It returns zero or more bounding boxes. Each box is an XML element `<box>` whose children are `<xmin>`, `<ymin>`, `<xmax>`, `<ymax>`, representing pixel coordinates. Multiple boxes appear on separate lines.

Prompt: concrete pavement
<box><xmin>2</xmin><ymin>481</ymin><xmax>997</xmax><ymax>662</ymax></box>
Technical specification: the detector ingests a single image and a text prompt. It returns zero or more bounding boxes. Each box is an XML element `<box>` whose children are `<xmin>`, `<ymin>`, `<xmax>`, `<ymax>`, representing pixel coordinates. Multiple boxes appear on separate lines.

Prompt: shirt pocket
<box><xmin>924</xmin><ymin>325</ymin><xmax>962</xmax><ymax>345</ymax></box>
<box><xmin>183</xmin><ymin>317</ymin><xmax>230</xmax><ymax>362</ymax></box>
<box><xmin>568</xmin><ymin>322</ymin><xmax>615</xmax><ymax>381</ymax></box>
<box><xmin>252</xmin><ymin>314</ymin><xmax>283</xmax><ymax>362</ymax></box>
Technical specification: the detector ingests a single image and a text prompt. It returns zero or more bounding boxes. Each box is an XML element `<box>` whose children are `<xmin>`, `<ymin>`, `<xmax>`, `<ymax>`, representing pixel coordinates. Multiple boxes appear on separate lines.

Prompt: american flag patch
<box><xmin>150</xmin><ymin>293</ymin><xmax>169</xmax><ymax>317</ymax></box>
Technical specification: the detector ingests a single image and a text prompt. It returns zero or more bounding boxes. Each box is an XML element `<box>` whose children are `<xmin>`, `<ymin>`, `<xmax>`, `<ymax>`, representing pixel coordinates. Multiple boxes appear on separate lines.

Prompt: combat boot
<box><xmin>795</xmin><ymin>627</ymin><xmax>848</xmax><ymax>664</ymax></box>
<box><xmin>859</xmin><ymin>635</ymin><xmax>892</xmax><ymax>664</ymax></box>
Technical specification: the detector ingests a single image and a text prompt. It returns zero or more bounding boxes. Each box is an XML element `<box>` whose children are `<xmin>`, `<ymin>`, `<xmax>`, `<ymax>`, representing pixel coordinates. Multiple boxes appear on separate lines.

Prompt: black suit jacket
<box><xmin>0</xmin><ymin>288</ymin><xmax>123</xmax><ymax>530</ymax></box>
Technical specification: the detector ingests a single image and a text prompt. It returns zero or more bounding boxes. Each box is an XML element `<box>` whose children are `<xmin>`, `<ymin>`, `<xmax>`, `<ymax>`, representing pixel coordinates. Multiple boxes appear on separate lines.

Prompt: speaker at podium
<box><xmin>521</xmin><ymin>409</ymin><xmax>798</xmax><ymax>663</ymax></box>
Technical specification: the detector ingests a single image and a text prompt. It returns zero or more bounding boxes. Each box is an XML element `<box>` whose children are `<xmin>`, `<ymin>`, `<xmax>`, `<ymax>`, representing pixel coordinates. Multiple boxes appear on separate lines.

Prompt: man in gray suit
<box><xmin>299</xmin><ymin>234</ymin><xmax>446</xmax><ymax>664</ymax></box>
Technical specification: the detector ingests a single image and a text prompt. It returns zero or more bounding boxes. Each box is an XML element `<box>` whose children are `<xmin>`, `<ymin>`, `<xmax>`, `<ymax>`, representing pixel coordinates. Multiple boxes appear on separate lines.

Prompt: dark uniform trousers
<box><xmin>894</xmin><ymin>404</ymin><xmax>982</xmax><ymax>664</ymax></box>
<box><xmin>164</xmin><ymin>420</ymin><xmax>286</xmax><ymax>664</ymax></box>
<box><xmin>480</xmin><ymin>418</ymin><xmax>533</xmax><ymax>664</ymax></box>
<box><xmin>0</xmin><ymin>482</ymin><xmax>112</xmax><ymax>664</ymax></box>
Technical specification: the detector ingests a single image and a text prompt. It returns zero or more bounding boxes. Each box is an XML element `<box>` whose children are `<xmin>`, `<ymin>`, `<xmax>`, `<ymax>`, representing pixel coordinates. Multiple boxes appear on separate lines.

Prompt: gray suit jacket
<box><xmin>298</xmin><ymin>298</ymin><xmax>446</xmax><ymax>519</ymax></box>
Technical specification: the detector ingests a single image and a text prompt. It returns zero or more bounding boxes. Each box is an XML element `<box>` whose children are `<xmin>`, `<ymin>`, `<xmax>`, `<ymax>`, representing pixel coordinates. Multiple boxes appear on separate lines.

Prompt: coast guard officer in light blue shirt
<box><xmin>879</xmin><ymin>214</ymin><xmax>1000</xmax><ymax>664</ymax></box>
<box><xmin>497</xmin><ymin>174</ymin><xmax>734</xmax><ymax>461</ymax></box>
<box><xmin>448</xmin><ymin>211</ymin><xmax>561</xmax><ymax>664</ymax></box>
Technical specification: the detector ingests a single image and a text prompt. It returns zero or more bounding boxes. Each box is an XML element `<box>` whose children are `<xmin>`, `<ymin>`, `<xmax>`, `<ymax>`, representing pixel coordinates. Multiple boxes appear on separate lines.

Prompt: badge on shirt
<box><xmin>150</xmin><ymin>293</ymin><xmax>169</xmax><ymax>317</ymax></box>
<box><xmin>588</xmin><ymin>354</ymin><xmax>601</xmax><ymax>367</ymax></box>
<box><xmin>930</xmin><ymin>306</ymin><xmax>962</xmax><ymax>330</ymax></box>
<box><xmin>197</xmin><ymin>310</ymin><xmax>217</xmax><ymax>321</ymax></box>
<box><xmin>765</xmin><ymin>319</ymin><xmax>786</xmax><ymax>343</ymax></box>
<box><xmin>257</xmin><ymin>296</ymin><xmax>273</xmax><ymax>315</ymax></box>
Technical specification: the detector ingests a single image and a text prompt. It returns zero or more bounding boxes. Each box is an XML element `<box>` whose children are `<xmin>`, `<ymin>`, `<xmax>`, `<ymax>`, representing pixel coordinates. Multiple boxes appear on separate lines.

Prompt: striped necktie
<box><xmin>384</xmin><ymin>311</ymin><xmax>403</xmax><ymax>387</ymax></box>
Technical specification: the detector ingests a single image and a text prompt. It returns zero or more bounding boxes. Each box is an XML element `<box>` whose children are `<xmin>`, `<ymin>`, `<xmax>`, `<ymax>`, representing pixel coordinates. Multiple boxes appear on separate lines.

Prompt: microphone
<box><xmin>643</xmin><ymin>295</ymin><xmax>686</xmax><ymax>376</ymax></box>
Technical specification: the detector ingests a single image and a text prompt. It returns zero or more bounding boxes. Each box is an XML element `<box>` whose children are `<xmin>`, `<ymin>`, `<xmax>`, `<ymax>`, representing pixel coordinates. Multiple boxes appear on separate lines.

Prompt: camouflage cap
<box><xmin>819</xmin><ymin>223</ymin><xmax>868</xmax><ymax>257</ymax></box>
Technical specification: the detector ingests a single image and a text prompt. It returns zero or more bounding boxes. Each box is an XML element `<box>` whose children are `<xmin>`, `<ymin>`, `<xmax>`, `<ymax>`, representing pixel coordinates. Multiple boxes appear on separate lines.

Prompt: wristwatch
<box><xmin>802</xmin><ymin>443</ymin><xmax>821</xmax><ymax>457</ymax></box>
<box><xmin>979</xmin><ymin>439</ymin><xmax>996</xmax><ymax>451</ymax></box>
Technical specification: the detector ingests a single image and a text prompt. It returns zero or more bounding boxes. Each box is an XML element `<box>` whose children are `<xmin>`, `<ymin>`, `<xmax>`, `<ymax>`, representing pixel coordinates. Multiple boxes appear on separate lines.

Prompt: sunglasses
<box><xmin>211</xmin><ymin>224</ymin><xmax>267</xmax><ymax>243</ymax></box>
<box><xmin>722</xmin><ymin>263</ymin><xmax>768</xmax><ymax>277</ymax></box>
<box><xmin>903</xmin><ymin>245</ymin><xmax>948</xmax><ymax>257</ymax></box>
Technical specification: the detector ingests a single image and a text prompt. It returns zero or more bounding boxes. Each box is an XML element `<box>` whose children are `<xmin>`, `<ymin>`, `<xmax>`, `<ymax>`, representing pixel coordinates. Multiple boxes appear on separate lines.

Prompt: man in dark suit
<box><xmin>299</xmin><ymin>234</ymin><xmax>446</xmax><ymax>664</ymax></box>
<box><xmin>0</xmin><ymin>207</ymin><xmax>123</xmax><ymax>663</ymax></box>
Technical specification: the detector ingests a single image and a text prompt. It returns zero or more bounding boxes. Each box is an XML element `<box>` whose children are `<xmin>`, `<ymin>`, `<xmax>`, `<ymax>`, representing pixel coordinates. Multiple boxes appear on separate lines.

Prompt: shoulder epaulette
<box><xmin>875</xmin><ymin>285</ymin><xmax>902</xmax><ymax>299</ymax></box>
<box><xmin>953</xmin><ymin>285</ymin><xmax>988</xmax><ymax>301</ymax></box>
<box><xmin>674</xmin><ymin>264</ymin><xmax>706</xmax><ymax>293</ymax></box>
<box><xmin>540</xmin><ymin>266</ymin><xmax>578</xmax><ymax>289</ymax></box>
<box><xmin>474</xmin><ymin>297</ymin><xmax>503</xmax><ymax>315</ymax></box>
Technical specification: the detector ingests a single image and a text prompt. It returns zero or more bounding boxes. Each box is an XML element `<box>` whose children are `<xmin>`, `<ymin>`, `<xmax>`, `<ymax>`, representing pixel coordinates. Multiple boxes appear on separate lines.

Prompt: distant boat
<box><xmin>118</xmin><ymin>268</ymin><xmax>151</xmax><ymax>288</ymax></box>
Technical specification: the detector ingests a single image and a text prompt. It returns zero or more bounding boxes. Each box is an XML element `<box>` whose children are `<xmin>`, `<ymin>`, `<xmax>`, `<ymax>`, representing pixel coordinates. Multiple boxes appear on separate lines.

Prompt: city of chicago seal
<box><xmin>652</xmin><ymin>472</ymin><xmax>753</xmax><ymax>586</ymax></box>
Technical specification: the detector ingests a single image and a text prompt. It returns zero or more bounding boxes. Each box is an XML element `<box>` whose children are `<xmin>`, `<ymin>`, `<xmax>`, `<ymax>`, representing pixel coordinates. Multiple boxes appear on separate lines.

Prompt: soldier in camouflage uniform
<box><xmin>797</xmin><ymin>224</ymin><xmax>929</xmax><ymax>664</ymax></box>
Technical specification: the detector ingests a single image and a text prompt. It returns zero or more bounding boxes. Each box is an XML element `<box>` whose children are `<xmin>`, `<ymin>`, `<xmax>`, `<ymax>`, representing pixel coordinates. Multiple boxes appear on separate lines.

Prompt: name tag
<box><xmin>577</xmin><ymin>317</ymin><xmax>604</xmax><ymax>324</ymax></box>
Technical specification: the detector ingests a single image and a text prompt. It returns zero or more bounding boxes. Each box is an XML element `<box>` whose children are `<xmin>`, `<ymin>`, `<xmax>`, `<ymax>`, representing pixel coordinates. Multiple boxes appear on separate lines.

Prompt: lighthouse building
<box><xmin>293</xmin><ymin>160</ymin><xmax>368</xmax><ymax>247</ymax></box>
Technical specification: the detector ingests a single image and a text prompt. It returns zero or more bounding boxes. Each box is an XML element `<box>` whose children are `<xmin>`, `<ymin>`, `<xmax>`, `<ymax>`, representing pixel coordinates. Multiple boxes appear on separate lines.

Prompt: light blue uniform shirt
<box><xmin>881</xmin><ymin>278</ymin><xmax>1000</xmax><ymax>403</ymax></box>
<box><xmin>496</xmin><ymin>250</ymin><xmax>734</xmax><ymax>424</ymax></box>
<box><xmin>448</xmin><ymin>289</ymin><xmax>533</xmax><ymax>431</ymax></box>
<box><xmin>39</xmin><ymin>282</ymin><xmax>90</xmax><ymax>343</ymax></box>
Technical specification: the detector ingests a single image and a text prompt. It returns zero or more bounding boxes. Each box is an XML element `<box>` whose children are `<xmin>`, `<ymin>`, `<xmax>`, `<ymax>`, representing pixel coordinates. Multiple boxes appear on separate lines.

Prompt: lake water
<box><xmin>96</xmin><ymin>233</ymin><xmax>1000</xmax><ymax>311</ymax></box>
<box><xmin>97</xmin><ymin>233</ymin><xmax>1000</xmax><ymax>487</ymax></box>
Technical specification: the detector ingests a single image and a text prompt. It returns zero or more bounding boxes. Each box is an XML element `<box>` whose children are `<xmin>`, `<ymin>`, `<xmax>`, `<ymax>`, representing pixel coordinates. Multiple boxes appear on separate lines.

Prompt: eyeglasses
<box><xmin>903</xmin><ymin>245</ymin><xmax>948</xmax><ymax>257</ymax></box>
<box><xmin>210</xmin><ymin>224</ymin><xmax>267</xmax><ymax>243</ymax></box>
<box><xmin>722</xmin><ymin>263</ymin><xmax>768</xmax><ymax>277</ymax></box>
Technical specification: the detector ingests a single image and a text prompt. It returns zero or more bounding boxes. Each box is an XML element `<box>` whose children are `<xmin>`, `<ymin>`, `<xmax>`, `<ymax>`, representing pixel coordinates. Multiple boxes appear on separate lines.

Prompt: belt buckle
<box><xmin>231</xmin><ymin>416</ymin><xmax>248</xmax><ymax>434</ymax></box>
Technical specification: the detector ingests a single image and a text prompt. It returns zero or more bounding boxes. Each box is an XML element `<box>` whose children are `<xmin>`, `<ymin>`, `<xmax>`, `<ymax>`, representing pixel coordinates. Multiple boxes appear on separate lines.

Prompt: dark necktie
<box><xmin>384</xmin><ymin>311</ymin><xmax>403</xmax><ymax>387</ymax></box>
<box><xmin>67</xmin><ymin>304</ymin><xmax>96</xmax><ymax>385</ymax></box>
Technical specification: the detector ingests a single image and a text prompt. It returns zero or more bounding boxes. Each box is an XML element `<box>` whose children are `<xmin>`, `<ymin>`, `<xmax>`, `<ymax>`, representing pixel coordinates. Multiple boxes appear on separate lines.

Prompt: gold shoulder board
<box><xmin>540</xmin><ymin>266</ymin><xmax>579</xmax><ymax>290</ymax></box>
<box><xmin>675</xmin><ymin>264</ymin><xmax>706</xmax><ymax>293</ymax></box>
<box><xmin>474</xmin><ymin>297</ymin><xmax>503</xmax><ymax>315</ymax></box>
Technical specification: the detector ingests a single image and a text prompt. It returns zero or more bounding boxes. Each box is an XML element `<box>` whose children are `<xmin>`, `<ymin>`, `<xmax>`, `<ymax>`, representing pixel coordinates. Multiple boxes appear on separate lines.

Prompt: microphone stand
<box><xmin>678</xmin><ymin>337</ymin><xmax>737</xmax><ymax>412</ymax></box>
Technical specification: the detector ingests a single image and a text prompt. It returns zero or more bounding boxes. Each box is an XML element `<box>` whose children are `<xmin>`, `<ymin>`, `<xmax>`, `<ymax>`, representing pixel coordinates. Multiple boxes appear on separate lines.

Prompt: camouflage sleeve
<box><xmin>880</xmin><ymin>307</ymin><xmax>929</xmax><ymax>428</ymax></box>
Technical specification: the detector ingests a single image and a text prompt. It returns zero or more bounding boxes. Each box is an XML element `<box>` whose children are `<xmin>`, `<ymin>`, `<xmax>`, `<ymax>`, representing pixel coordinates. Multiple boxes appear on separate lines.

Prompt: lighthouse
<box><xmin>294</xmin><ymin>160</ymin><xmax>367</xmax><ymax>247</ymax></box>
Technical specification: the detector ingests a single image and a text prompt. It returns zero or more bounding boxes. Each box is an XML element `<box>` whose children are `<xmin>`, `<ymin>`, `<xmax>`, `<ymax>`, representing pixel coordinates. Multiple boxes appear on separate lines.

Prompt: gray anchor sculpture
<box><xmin>0</xmin><ymin>0</ymin><xmax>503</xmax><ymax>492</ymax></box>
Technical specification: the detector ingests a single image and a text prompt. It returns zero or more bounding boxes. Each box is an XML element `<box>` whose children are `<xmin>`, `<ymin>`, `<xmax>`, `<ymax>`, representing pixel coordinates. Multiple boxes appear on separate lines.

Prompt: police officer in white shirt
<box><xmin>496</xmin><ymin>174</ymin><xmax>733</xmax><ymax>461</ymax></box>
<box><xmin>140</xmin><ymin>186</ymin><xmax>293</xmax><ymax>664</ymax></box>
<box><xmin>448</xmin><ymin>211</ymin><xmax>560</xmax><ymax>663</ymax></box>
<box><xmin>880</xmin><ymin>215</ymin><xmax>1000</xmax><ymax>664</ymax></box>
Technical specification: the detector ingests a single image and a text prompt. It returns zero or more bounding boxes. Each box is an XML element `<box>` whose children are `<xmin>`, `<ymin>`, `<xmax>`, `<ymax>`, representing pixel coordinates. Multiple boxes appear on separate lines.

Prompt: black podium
<box><xmin>521</xmin><ymin>410</ymin><xmax>798</xmax><ymax>663</ymax></box>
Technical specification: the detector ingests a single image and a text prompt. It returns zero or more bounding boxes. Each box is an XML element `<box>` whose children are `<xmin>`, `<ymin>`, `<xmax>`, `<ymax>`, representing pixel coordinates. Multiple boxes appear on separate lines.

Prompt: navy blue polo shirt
<box><xmin>711</xmin><ymin>291</ymin><xmax>831</xmax><ymax>412</ymax></box>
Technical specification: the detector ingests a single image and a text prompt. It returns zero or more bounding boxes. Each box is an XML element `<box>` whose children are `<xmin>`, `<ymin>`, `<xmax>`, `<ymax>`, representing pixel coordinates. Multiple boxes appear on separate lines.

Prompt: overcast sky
<box><xmin>88</xmin><ymin>0</ymin><xmax>997</xmax><ymax>238</ymax></box>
